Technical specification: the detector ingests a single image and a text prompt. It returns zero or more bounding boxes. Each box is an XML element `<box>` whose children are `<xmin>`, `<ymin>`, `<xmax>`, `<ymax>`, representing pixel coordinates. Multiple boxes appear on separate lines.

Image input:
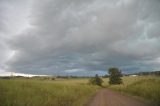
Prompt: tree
<box><xmin>89</xmin><ymin>74</ymin><xmax>103</xmax><ymax>86</ymax></box>
<box><xmin>108</xmin><ymin>67</ymin><xmax>123</xmax><ymax>84</ymax></box>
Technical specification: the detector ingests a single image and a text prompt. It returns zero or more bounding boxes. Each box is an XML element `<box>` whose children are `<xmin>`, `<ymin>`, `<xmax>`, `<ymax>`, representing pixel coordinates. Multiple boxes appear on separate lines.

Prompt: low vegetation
<box><xmin>0</xmin><ymin>78</ymin><xmax>99</xmax><ymax>106</ymax></box>
<box><xmin>106</xmin><ymin>76</ymin><xmax>160</xmax><ymax>106</ymax></box>
<box><xmin>89</xmin><ymin>74</ymin><xmax>103</xmax><ymax>86</ymax></box>
<box><xmin>0</xmin><ymin>75</ymin><xmax>159</xmax><ymax>106</ymax></box>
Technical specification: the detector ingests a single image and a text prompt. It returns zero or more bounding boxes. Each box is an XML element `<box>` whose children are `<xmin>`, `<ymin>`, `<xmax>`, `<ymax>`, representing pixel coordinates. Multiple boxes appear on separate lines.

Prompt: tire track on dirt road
<box><xmin>87</xmin><ymin>88</ymin><xmax>150</xmax><ymax>106</ymax></box>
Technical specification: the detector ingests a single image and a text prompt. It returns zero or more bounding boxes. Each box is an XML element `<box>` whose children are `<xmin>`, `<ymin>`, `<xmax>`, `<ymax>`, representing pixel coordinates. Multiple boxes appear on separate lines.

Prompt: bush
<box><xmin>89</xmin><ymin>74</ymin><xmax>103</xmax><ymax>86</ymax></box>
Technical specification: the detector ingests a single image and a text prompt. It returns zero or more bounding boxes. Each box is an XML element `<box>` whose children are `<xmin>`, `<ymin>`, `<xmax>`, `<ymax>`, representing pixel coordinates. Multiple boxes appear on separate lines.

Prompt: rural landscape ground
<box><xmin>0</xmin><ymin>75</ymin><xmax>160</xmax><ymax>106</ymax></box>
<box><xmin>87</xmin><ymin>88</ymin><xmax>149</xmax><ymax>106</ymax></box>
<box><xmin>0</xmin><ymin>0</ymin><xmax>160</xmax><ymax>106</ymax></box>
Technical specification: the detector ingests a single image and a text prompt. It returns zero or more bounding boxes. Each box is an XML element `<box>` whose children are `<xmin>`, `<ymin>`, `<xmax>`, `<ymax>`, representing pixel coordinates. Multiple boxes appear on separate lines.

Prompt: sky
<box><xmin>0</xmin><ymin>0</ymin><xmax>160</xmax><ymax>76</ymax></box>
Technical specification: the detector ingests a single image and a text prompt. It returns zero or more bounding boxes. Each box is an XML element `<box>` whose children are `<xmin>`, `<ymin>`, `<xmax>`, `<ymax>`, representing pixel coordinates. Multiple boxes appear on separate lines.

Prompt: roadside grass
<box><xmin>1</xmin><ymin>76</ymin><xmax>159</xmax><ymax>106</ymax></box>
<box><xmin>0</xmin><ymin>78</ymin><xmax>99</xmax><ymax>106</ymax></box>
<box><xmin>105</xmin><ymin>76</ymin><xmax>160</xmax><ymax>106</ymax></box>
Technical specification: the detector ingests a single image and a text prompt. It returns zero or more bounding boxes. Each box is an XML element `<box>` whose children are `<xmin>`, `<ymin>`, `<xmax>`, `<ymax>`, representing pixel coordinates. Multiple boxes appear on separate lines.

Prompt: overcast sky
<box><xmin>0</xmin><ymin>0</ymin><xmax>160</xmax><ymax>76</ymax></box>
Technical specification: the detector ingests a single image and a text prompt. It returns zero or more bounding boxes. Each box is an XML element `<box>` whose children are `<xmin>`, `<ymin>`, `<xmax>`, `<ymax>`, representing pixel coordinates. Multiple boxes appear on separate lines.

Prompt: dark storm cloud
<box><xmin>1</xmin><ymin>0</ymin><xmax>160</xmax><ymax>75</ymax></box>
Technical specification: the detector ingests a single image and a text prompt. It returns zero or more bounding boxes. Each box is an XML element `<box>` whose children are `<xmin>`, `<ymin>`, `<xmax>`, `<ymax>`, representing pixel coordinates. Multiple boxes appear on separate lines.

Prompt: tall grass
<box><xmin>107</xmin><ymin>76</ymin><xmax>160</xmax><ymax>106</ymax></box>
<box><xmin>0</xmin><ymin>79</ymin><xmax>99</xmax><ymax>106</ymax></box>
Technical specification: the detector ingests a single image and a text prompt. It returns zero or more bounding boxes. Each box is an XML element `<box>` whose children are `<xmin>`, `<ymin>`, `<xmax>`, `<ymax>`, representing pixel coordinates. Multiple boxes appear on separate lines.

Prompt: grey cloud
<box><xmin>3</xmin><ymin>0</ymin><xmax>160</xmax><ymax>75</ymax></box>
<box><xmin>0</xmin><ymin>0</ymin><xmax>32</xmax><ymax>74</ymax></box>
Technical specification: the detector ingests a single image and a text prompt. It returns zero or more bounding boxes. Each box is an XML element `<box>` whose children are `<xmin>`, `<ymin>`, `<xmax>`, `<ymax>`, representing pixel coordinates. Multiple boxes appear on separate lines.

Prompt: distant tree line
<box><xmin>138</xmin><ymin>71</ymin><xmax>160</xmax><ymax>76</ymax></box>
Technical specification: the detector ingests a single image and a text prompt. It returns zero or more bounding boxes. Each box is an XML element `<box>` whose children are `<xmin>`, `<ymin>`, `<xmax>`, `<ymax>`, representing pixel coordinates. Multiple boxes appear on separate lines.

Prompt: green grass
<box><xmin>1</xmin><ymin>76</ymin><xmax>159</xmax><ymax>106</ymax></box>
<box><xmin>0</xmin><ymin>78</ymin><xmax>99</xmax><ymax>106</ymax></box>
<box><xmin>106</xmin><ymin>76</ymin><xmax>160</xmax><ymax>106</ymax></box>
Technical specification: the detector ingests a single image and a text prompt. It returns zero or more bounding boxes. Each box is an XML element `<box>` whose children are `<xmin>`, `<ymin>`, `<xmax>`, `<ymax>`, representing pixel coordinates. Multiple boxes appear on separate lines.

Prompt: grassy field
<box><xmin>0</xmin><ymin>78</ymin><xmax>99</xmax><ymax>106</ymax></box>
<box><xmin>0</xmin><ymin>76</ymin><xmax>160</xmax><ymax>106</ymax></box>
<box><xmin>105</xmin><ymin>76</ymin><xmax>160</xmax><ymax>106</ymax></box>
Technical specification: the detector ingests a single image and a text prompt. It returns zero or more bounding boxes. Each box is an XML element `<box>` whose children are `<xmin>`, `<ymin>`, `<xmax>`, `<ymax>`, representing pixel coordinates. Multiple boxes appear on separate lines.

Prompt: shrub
<box><xmin>89</xmin><ymin>74</ymin><xmax>103</xmax><ymax>86</ymax></box>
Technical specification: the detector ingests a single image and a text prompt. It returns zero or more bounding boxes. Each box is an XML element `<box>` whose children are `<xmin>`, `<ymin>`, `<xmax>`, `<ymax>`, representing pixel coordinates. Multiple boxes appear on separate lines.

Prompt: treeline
<box><xmin>0</xmin><ymin>71</ymin><xmax>159</xmax><ymax>80</ymax></box>
<box><xmin>0</xmin><ymin>75</ymin><xmax>96</xmax><ymax>80</ymax></box>
<box><xmin>0</xmin><ymin>76</ymin><xmax>55</xmax><ymax>80</ymax></box>
<box><xmin>0</xmin><ymin>75</ymin><xmax>101</xmax><ymax>80</ymax></box>
<box><xmin>137</xmin><ymin>71</ymin><xmax>160</xmax><ymax>76</ymax></box>
<box><xmin>124</xmin><ymin>71</ymin><xmax>160</xmax><ymax>76</ymax></box>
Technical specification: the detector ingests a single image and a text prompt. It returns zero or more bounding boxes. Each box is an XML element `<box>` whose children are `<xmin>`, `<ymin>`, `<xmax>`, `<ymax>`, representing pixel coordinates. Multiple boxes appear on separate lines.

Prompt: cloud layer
<box><xmin>0</xmin><ymin>0</ymin><xmax>160</xmax><ymax>75</ymax></box>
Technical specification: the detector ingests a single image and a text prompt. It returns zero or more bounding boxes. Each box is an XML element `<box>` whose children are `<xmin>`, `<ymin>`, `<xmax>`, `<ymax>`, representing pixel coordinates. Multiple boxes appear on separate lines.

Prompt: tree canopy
<box><xmin>108</xmin><ymin>67</ymin><xmax>123</xmax><ymax>84</ymax></box>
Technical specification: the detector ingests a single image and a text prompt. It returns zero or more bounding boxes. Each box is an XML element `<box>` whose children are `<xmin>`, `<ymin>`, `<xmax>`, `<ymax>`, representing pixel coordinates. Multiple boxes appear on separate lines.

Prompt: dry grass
<box><xmin>0</xmin><ymin>78</ymin><xmax>99</xmax><ymax>106</ymax></box>
<box><xmin>105</xmin><ymin>76</ymin><xmax>160</xmax><ymax>106</ymax></box>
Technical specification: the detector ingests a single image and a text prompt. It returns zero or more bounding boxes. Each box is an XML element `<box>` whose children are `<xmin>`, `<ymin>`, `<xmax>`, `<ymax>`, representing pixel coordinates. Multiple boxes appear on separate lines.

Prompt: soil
<box><xmin>87</xmin><ymin>88</ymin><xmax>150</xmax><ymax>106</ymax></box>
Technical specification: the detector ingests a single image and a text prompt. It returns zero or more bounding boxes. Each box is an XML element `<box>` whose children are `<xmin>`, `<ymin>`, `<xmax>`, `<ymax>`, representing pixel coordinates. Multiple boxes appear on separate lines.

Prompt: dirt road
<box><xmin>87</xmin><ymin>88</ymin><xmax>150</xmax><ymax>106</ymax></box>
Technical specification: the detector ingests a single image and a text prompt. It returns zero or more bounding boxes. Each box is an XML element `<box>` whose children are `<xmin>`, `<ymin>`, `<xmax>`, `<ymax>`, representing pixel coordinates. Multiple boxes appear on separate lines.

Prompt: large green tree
<box><xmin>108</xmin><ymin>67</ymin><xmax>123</xmax><ymax>84</ymax></box>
